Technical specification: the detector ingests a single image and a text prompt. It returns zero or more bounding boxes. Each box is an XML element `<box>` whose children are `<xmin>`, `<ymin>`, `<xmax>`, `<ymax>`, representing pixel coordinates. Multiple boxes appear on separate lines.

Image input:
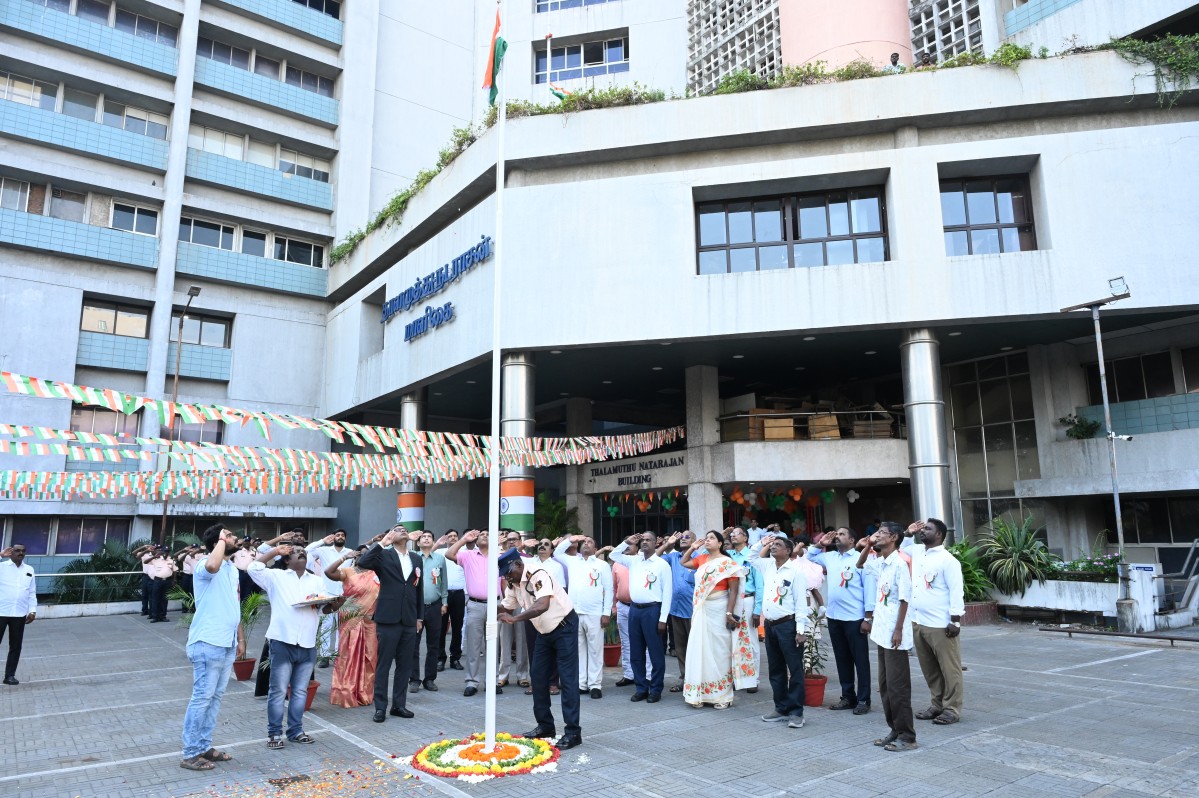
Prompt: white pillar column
<box><xmin>685</xmin><ymin>364</ymin><xmax>723</xmax><ymax>534</ymax></box>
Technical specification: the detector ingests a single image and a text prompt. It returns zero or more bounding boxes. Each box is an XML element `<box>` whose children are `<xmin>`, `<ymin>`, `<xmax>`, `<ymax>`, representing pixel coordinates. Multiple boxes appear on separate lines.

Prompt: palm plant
<box><xmin>53</xmin><ymin>540</ymin><xmax>143</xmax><ymax>604</ymax></box>
<box><xmin>977</xmin><ymin>513</ymin><xmax>1059</xmax><ymax>597</ymax></box>
<box><xmin>947</xmin><ymin>541</ymin><xmax>994</xmax><ymax>602</ymax></box>
<box><xmin>802</xmin><ymin>608</ymin><xmax>828</xmax><ymax>677</ymax></box>
<box><xmin>534</xmin><ymin>491</ymin><xmax>581</xmax><ymax>538</ymax></box>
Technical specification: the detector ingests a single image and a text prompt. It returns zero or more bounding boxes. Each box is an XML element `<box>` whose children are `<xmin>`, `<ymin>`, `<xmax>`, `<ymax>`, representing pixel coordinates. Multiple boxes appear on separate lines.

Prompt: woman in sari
<box><xmin>322</xmin><ymin>543</ymin><xmax>381</xmax><ymax>708</ymax></box>
<box><xmin>681</xmin><ymin>530</ymin><xmax>758</xmax><ymax>709</ymax></box>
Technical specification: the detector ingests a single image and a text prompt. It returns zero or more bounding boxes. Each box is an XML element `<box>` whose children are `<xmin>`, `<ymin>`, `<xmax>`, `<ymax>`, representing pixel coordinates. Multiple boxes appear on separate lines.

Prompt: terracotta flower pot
<box><xmin>603</xmin><ymin>644</ymin><xmax>622</xmax><ymax>668</ymax></box>
<box><xmin>803</xmin><ymin>674</ymin><xmax>828</xmax><ymax>707</ymax></box>
<box><xmin>285</xmin><ymin>680</ymin><xmax>321</xmax><ymax>711</ymax></box>
<box><xmin>231</xmin><ymin>657</ymin><xmax>256</xmax><ymax>681</ymax></box>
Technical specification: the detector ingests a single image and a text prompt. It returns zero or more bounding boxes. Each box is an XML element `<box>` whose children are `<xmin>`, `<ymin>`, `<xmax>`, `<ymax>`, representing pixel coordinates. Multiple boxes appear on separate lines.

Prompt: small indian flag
<box><xmin>549</xmin><ymin>83</ymin><xmax>572</xmax><ymax>101</ymax></box>
<box><xmin>482</xmin><ymin>9</ymin><xmax>508</xmax><ymax>106</ymax></box>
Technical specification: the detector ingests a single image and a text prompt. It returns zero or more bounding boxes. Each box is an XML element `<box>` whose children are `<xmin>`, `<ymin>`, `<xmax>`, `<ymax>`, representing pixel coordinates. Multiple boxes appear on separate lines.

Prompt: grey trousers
<box><xmin>878</xmin><ymin>646</ymin><xmax>916</xmax><ymax>742</ymax></box>
<box><xmin>913</xmin><ymin>622</ymin><xmax>964</xmax><ymax>717</ymax></box>
<box><xmin>464</xmin><ymin>599</ymin><xmax>487</xmax><ymax>687</ymax></box>
<box><xmin>498</xmin><ymin>613</ymin><xmax>528</xmax><ymax>682</ymax></box>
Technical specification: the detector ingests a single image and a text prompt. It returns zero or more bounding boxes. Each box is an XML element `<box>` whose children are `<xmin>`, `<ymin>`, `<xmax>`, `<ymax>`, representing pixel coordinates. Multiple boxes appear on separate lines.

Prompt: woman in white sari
<box><xmin>681</xmin><ymin>531</ymin><xmax>758</xmax><ymax>709</ymax></box>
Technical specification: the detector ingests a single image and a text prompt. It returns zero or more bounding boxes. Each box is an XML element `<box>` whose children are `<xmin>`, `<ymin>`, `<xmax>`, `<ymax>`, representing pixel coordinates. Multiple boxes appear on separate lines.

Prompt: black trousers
<box><xmin>531</xmin><ymin>612</ymin><xmax>580</xmax><ymax>736</ymax></box>
<box><xmin>410</xmin><ymin>604</ymin><xmax>444</xmax><ymax>684</ymax></box>
<box><xmin>523</xmin><ymin>617</ymin><xmax>558</xmax><ymax>687</ymax></box>
<box><xmin>140</xmin><ymin>573</ymin><xmax>151</xmax><ymax>614</ymax></box>
<box><xmin>148</xmin><ymin>577</ymin><xmax>169</xmax><ymax>620</ymax></box>
<box><xmin>828</xmin><ymin>617</ymin><xmax>871</xmax><ymax>705</ymax></box>
<box><xmin>439</xmin><ymin>589</ymin><xmax>464</xmax><ymax>662</ymax></box>
<box><xmin>0</xmin><ymin>616</ymin><xmax>27</xmax><ymax>678</ymax></box>
<box><xmin>254</xmin><ymin>640</ymin><xmax>271</xmax><ymax>697</ymax></box>
<box><xmin>878</xmin><ymin>646</ymin><xmax>916</xmax><ymax>742</ymax></box>
<box><xmin>764</xmin><ymin>618</ymin><xmax>805</xmax><ymax>717</ymax></box>
<box><xmin>374</xmin><ymin>622</ymin><xmax>418</xmax><ymax>712</ymax></box>
<box><xmin>181</xmin><ymin>573</ymin><xmax>194</xmax><ymax>596</ymax></box>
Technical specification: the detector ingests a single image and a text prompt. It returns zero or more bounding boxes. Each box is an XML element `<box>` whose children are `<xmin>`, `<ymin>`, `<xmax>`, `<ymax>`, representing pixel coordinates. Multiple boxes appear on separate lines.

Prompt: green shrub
<box><xmin>977</xmin><ymin>513</ymin><xmax>1059</xmax><ymax>597</ymax></box>
<box><xmin>713</xmin><ymin>69</ymin><xmax>769</xmax><ymax>94</ymax></box>
<box><xmin>940</xmin><ymin>51</ymin><xmax>989</xmax><ymax>69</ymax></box>
<box><xmin>1111</xmin><ymin>33</ymin><xmax>1199</xmax><ymax>107</ymax></box>
<box><xmin>769</xmin><ymin>61</ymin><xmax>830</xmax><ymax>87</ymax></box>
<box><xmin>990</xmin><ymin>42</ymin><xmax>1033</xmax><ymax>69</ymax></box>
<box><xmin>832</xmin><ymin>59</ymin><xmax>882</xmax><ymax>81</ymax></box>
<box><xmin>948</xmin><ymin>541</ymin><xmax>994</xmax><ymax>602</ymax></box>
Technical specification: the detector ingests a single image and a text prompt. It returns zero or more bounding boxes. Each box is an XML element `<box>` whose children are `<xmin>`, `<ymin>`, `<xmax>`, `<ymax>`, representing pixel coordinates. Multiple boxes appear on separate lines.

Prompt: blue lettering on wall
<box><xmin>404</xmin><ymin>302</ymin><xmax>455</xmax><ymax>343</ymax></box>
<box><xmin>381</xmin><ymin>235</ymin><xmax>492</xmax><ymax>324</ymax></box>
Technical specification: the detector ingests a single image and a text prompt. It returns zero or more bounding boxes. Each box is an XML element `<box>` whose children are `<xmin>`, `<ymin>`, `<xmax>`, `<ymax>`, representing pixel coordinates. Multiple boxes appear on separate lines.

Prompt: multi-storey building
<box><xmin>2</xmin><ymin>0</ymin><xmax>1199</xmax><ymax>585</ymax></box>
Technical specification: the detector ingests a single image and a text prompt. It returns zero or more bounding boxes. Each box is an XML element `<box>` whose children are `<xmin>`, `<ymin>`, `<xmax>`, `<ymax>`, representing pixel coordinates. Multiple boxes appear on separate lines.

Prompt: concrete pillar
<box><xmin>685</xmin><ymin>365</ymin><xmax>723</xmax><ymax>534</ymax></box>
<box><xmin>563</xmin><ymin>397</ymin><xmax>594</xmax><ymax>536</ymax></box>
<box><xmin>396</xmin><ymin>389</ymin><xmax>427</xmax><ymax>530</ymax></box>
<box><xmin>901</xmin><ymin>329</ymin><xmax>953</xmax><ymax>532</ymax></box>
<box><xmin>500</xmin><ymin>352</ymin><xmax>535</xmax><ymax>532</ymax></box>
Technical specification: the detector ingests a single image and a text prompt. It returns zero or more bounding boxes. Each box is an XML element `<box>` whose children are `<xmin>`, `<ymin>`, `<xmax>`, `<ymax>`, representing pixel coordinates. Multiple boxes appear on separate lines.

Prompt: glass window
<box><xmin>171</xmin><ymin>312</ymin><xmax>229</xmax><ymax>348</ymax></box>
<box><xmin>115</xmin><ymin>10</ymin><xmax>137</xmax><ymax>35</ymax></box>
<box><xmin>11</xmin><ymin>518</ymin><xmax>51</xmax><ymax>556</ymax></box>
<box><xmin>115</xmin><ymin>306</ymin><xmax>148</xmax><ymax>337</ymax></box>
<box><xmin>81</xmin><ymin>303</ymin><xmax>116</xmax><ymax>334</ymax></box>
<box><xmin>0</xmin><ymin>177</ymin><xmax>29</xmax><ymax>212</ymax></box>
<box><xmin>62</xmin><ymin>87</ymin><xmax>99</xmax><ymax>122</ymax></box>
<box><xmin>1142</xmin><ymin>351</ymin><xmax>1175</xmax><ymax>398</ymax></box>
<box><xmin>111</xmin><ymin>203</ymin><xmax>158</xmax><ymax>236</ymax></box>
<box><xmin>81</xmin><ymin>302</ymin><xmax>149</xmax><ymax>337</ymax></box>
<box><xmin>697</xmin><ymin>204</ymin><xmax>726</xmax><ymax>246</ymax></box>
<box><xmin>1183</xmin><ymin>347</ymin><xmax>1199</xmax><ymax>393</ymax></box>
<box><xmin>274</xmin><ymin>236</ymin><xmax>324</xmax><ymax>267</ymax></box>
<box><xmin>70</xmin><ymin>406</ymin><xmax>139</xmax><ymax>437</ymax></box>
<box><xmin>163</xmin><ymin>418</ymin><xmax>224</xmax><ymax>444</ymax></box>
<box><xmin>254</xmin><ymin>55</ymin><xmax>280</xmax><ymax>79</ymax></box>
<box><xmin>54</xmin><ymin>518</ymin><xmax>126</xmax><ymax>555</ymax></box>
<box><xmin>941</xmin><ymin>176</ymin><xmax>1037</xmax><ymax>256</ymax></box>
<box><xmin>49</xmin><ymin>188</ymin><xmax>86</xmax><ymax>222</ymax></box>
<box><xmin>102</xmin><ymin>99</ymin><xmax>125</xmax><ymax>129</ymax></box>
<box><xmin>2</xmin><ymin>72</ymin><xmax>58</xmax><ymax>110</ymax></box>
<box><xmin>247</xmin><ymin>139</ymin><xmax>275</xmax><ymax>167</ymax></box>
<box><xmin>241</xmin><ymin>229</ymin><xmax>267</xmax><ymax>257</ymax></box>
<box><xmin>75</xmin><ymin>0</ymin><xmax>111</xmax><ymax>24</ymax></box>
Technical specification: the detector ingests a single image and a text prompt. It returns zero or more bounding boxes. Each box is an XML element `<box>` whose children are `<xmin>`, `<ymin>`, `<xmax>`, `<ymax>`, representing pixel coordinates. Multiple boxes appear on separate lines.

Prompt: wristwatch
<box><xmin>951</xmin><ymin>621</ymin><xmax>961</xmax><ymax>627</ymax></box>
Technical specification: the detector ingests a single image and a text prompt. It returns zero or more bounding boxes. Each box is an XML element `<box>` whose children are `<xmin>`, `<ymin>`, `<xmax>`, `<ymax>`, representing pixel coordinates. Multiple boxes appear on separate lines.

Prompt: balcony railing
<box><xmin>212</xmin><ymin>0</ymin><xmax>343</xmax><ymax>47</ymax></box>
<box><xmin>0</xmin><ymin>207</ymin><xmax>159</xmax><ymax>268</ymax></box>
<box><xmin>193</xmin><ymin>57</ymin><xmax>338</xmax><ymax>127</ymax></box>
<box><xmin>718</xmin><ymin>409</ymin><xmax>906</xmax><ymax>443</ymax></box>
<box><xmin>1077</xmin><ymin>393</ymin><xmax>1199</xmax><ymax>436</ymax></box>
<box><xmin>0</xmin><ymin>0</ymin><xmax>178</xmax><ymax>76</ymax></box>
<box><xmin>0</xmin><ymin>99</ymin><xmax>169</xmax><ymax>170</ymax></box>
<box><xmin>185</xmin><ymin>147</ymin><xmax>333</xmax><ymax>210</ymax></box>
<box><xmin>176</xmin><ymin>241</ymin><xmax>327</xmax><ymax>297</ymax></box>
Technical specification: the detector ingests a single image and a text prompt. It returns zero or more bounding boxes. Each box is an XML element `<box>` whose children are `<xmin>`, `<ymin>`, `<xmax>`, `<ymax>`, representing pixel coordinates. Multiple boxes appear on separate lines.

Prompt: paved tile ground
<box><xmin>1</xmin><ymin>615</ymin><xmax>1197</xmax><ymax>797</ymax></box>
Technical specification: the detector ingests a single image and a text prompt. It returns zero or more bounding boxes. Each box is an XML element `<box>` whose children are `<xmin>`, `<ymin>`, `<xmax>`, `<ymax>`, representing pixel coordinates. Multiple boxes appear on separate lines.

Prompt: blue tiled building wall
<box><xmin>76</xmin><ymin>331</ymin><xmax>150</xmax><ymax>372</ymax></box>
<box><xmin>216</xmin><ymin>0</ymin><xmax>343</xmax><ymax>47</ymax></box>
<box><xmin>176</xmin><ymin>241</ymin><xmax>327</xmax><ymax>297</ymax></box>
<box><xmin>0</xmin><ymin>208</ymin><xmax>159</xmax><ymax>269</ymax></box>
<box><xmin>0</xmin><ymin>0</ymin><xmax>177</xmax><ymax>76</ymax></box>
<box><xmin>1077</xmin><ymin>394</ymin><xmax>1199</xmax><ymax>436</ymax></box>
<box><xmin>193</xmin><ymin>58</ymin><xmax>338</xmax><ymax>127</ymax></box>
<box><xmin>0</xmin><ymin>100</ymin><xmax>169</xmax><ymax>171</ymax></box>
<box><xmin>1004</xmin><ymin>0</ymin><xmax>1086</xmax><ymax>35</ymax></box>
<box><xmin>167</xmin><ymin>342</ymin><xmax>233</xmax><ymax>381</ymax></box>
<box><xmin>186</xmin><ymin>148</ymin><xmax>333</xmax><ymax>210</ymax></box>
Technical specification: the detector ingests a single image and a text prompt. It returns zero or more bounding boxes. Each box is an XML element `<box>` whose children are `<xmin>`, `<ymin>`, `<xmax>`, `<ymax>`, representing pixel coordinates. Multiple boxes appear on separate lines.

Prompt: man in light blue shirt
<box><xmin>180</xmin><ymin>523</ymin><xmax>244</xmax><ymax>772</ymax></box>
<box><xmin>655</xmin><ymin>531</ymin><xmax>696</xmax><ymax>693</ymax></box>
<box><xmin>808</xmin><ymin>527</ymin><xmax>876</xmax><ymax>714</ymax></box>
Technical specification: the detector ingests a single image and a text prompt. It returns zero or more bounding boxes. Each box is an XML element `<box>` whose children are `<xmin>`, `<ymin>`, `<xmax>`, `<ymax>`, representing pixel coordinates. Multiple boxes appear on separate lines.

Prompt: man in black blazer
<box><xmin>356</xmin><ymin>525</ymin><xmax>425</xmax><ymax>722</ymax></box>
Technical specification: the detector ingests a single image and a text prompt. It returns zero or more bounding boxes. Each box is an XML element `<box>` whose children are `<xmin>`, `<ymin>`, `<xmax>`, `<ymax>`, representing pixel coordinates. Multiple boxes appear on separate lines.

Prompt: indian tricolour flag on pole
<box><xmin>499</xmin><ymin>478</ymin><xmax>535</xmax><ymax>532</ymax></box>
<box><xmin>482</xmin><ymin>8</ymin><xmax>507</xmax><ymax>106</ymax></box>
<box><xmin>549</xmin><ymin>83</ymin><xmax>572</xmax><ymax>101</ymax></box>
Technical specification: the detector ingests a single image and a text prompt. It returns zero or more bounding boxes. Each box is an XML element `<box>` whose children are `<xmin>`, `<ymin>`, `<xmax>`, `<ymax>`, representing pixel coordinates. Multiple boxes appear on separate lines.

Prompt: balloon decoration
<box><xmin>636</xmin><ymin>500</ymin><xmax>651</xmax><ymax>512</ymax></box>
<box><xmin>743</xmin><ymin>491</ymin><xmax>757</xmax><ymax>507</ymax></box>
<box><xmin>661</xmin><ymin>494</ymin><xmax>676</xmax><ymax>511</ymax></box>
<box><xmin>783</xmin><ymin>499</ymin><xmax>797</xmax><ymax>513</ymax></box>
<box><xmin>766</xmin><ymin>493</ymin><xmax>786</xmax><ymax>511</ymax></box>
<box><xmin>806</xmin><ymin>495</ymin><xmax>820</xmax><ymax>507</ymax></box>
<box><xmin>606</xmin><ymin>505</ymin><xmax>619</xmax><ymax>518</ymax></box>
<box><xmin>820</xmin><ymin>489</ymin><xmax>835</xmax><ymax>504</ymax></box>
<box><xmin>787</xmin><ymin>487</ymin><xmax>803</xmax><ymax>501</ymax></box>
<box><xmin>729</xmin><ymin>486</ymin><xmax>744</xmax><ymax>505</ymax></box>
<box><xmin>846</xmin><ymin>489</ymin><xmax>860</xmax><ymax>504</ymax></box>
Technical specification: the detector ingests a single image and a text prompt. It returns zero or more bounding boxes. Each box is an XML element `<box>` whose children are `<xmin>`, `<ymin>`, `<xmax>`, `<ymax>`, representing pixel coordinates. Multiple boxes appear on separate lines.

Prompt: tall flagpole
<box><xmin>483</xmin><ymin>0</ymin><xmax>507</xmax><ymax>753</ymax></box>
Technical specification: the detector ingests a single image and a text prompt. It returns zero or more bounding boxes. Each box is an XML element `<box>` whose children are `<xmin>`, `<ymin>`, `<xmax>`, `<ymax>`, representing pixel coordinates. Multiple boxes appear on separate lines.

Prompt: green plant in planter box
<box><xmin>978</xmin><ymin>513</ymin><xmax>1060</xmax><ymax>597</ymax></box>
<box><xmin>802</xmin><ymin>609</ymin><xmax>828</xmax><ymax>677</ymax></box>
<box><xmin>947</xmin><ymin>541</ymin><xmax>994</xmax><ymax>602</ymax></box>
<box><xmin>604</xmin><ymin>616</ymin><xmax>620</xmax><ymax>646</ymax></box>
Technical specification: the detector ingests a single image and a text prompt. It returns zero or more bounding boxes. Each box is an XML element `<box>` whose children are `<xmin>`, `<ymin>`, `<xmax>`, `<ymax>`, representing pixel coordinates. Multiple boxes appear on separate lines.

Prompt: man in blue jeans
<box><xmin>250</xmin><ymin>543</ymin><xmax>336</xmax><ymax>749</ymax></box>
<box><xmin>180</xmin><ymin>524</ymin><xmax>245</xmax><ymax>772</ymax></box>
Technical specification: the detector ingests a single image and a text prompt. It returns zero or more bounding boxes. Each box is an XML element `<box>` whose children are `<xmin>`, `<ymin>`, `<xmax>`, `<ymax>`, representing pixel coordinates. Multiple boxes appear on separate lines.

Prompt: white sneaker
<box><xmin>787</xmin><ymin>715</ymin><xmax>805</xmax><ymax>729</ymax></box>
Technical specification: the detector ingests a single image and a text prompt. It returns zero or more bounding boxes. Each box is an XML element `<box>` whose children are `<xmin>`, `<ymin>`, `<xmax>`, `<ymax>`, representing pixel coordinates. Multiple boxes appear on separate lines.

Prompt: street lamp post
<box><xmin>158</xmin><ymin>285</ymin><xmax>201</xmax><ymax>543</ymax></box>
<box><xmin>1060</xmin><ymin>277</ymin><xmax>1132</xmax><ymax>609</ymax></box>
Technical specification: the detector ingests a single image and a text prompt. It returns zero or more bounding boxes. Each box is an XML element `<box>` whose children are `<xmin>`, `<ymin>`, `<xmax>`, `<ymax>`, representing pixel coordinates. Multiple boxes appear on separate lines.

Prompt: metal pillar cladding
<box><xmin>396</xmin><ymin>389</ymin><xmax>427</xmax><ymax>530</ymax></box>
<box><xmin>900</xmin><ymin>329</ymin><xmax>953</xmax><ymax>530</ymax></box>
<box><xmin>500</xmin><ymin>352</ymin><xmax>535</xmax><ymax>532</ymax></box>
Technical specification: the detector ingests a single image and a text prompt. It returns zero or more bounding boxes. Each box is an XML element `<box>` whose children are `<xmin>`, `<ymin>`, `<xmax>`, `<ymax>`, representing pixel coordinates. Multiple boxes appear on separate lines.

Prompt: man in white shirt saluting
<box><xmin>555</xmin><ymin>535</ymin><xmax>614</xmax><ymax>698</ymax></box>
<box><xmin>902</xmin><ymin>518</ymin><xmax>965</xmax><ymax>726</ymax></box>
<box><xmin>0</xmin><ymin>545</ymin><xmax>36</xmax><ymax>686</ymax></box>
<box><xmin>609</xmin><ymin>532</ymin><xmax>673</xmax><ymax>703</ymax></box>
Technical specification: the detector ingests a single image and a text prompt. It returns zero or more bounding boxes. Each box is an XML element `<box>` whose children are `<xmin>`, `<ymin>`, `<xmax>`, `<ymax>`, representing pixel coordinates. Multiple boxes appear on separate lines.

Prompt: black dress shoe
<box><xmin>437</xmin><ymin>661</ymin><xmax>446</xmax><ymax>672</ymax></box>
<box><xmin>647</xmin><ymin>694</ymin><xmax>661</xmax><ymax>704</ymax></box>
<box><xmin>523</xmin><ymin>725</ymin><xmax>556</xmax><ymax>739</ymax></box>
<box><xmin>3</xmin><ymin>677</ymin><xmax>18</xmax><ymax>686</ymax></box>
<box><xmin>828</xmin><ymin>698</ymin><xmax>855</xmax><ymax>710</ymax></box>
<box><xmin>614</xmin><ymin>677</ymin><xmax>635</xmax><ymax>687</ymax></box>
<box><xmin>630</xmin><ymin>692</ymin><xmax>648</xmax><ymax>702</ymax></box>
<box><xmin>490</xmin><ymin>685</ymin><xmax>503</xmax><ymax>695</ymax></box>
<box><xmin>390</xmin><ymin>707</ymin><xmax>414</xmax><ymax>719</ymax></box>
<box><xmin>450</xmin><ymin>659</ymin><xmax>464</xmax><ymax>670</ymax></box>
<box><xmin>463</xmin><ymin>686</ymin><xmax>479</xmax><ymax>697</ymax></box>
<box><xmin>423</xmin><ymin>679</ymin><xmax>439</xmax><ymax>692</ymax></box>
<box><xmin>578</xmin><ymin>687</ymin><xmax>590</xmax><ymax>695</ymax></box>
<box><xmin>373</xmin><ymin>710</ymin><xmax>386</xmax><ymax>723</ymax></box>
<box><xmin>555</xmin><ymin>734</ymin><xmax>583</xmax><ymax>750</ymax></box>
<box><xmin>590</xmin><ymin>688</ymin><xmax>602</xmax><ymax>699</ymax></box>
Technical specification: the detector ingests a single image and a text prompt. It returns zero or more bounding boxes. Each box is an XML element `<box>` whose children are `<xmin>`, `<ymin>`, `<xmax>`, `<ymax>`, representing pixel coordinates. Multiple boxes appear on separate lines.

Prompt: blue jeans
<box><xmin>267</xmin><ymin>639</ymin><xmax>316</xmax><ymax>740</ymax></box>
<box><xmin>181</xmin><ymin>641</ymin><xmax>236</xmax><ymax>758</ymax></box>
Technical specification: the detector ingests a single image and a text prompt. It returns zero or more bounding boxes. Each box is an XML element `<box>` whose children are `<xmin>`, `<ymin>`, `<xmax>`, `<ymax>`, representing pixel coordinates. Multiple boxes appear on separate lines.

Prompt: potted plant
<box><xmin>603</xmin><ymin>615</ymin><xmax>621</xmax><ymax>667</ymax></box>
<box><xmin>948</xmin><ymin>541</ymin><xmax>997</xmax><ymax>625</ymax></box>
<box><xmin>802</xmin><ymin>608</ymin><xmax>828</xmax><ymax>707</ymax></box>
<box><xmin>232</xmin><ymin>592</ymin><xmax>269</xmax><ymax>681</ymax></box>
<box><xmin>977</xmin><ymin>513</ymin><xmax>1060</xmax><ymax>598</ymax></box>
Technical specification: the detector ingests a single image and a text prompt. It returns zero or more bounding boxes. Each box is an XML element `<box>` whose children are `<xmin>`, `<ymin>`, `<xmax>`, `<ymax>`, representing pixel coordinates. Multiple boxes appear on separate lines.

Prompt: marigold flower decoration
<box><xmin>411</xmin><ymin>732</ymin><xmax>560</xmax><ymax>781</ymax></box>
